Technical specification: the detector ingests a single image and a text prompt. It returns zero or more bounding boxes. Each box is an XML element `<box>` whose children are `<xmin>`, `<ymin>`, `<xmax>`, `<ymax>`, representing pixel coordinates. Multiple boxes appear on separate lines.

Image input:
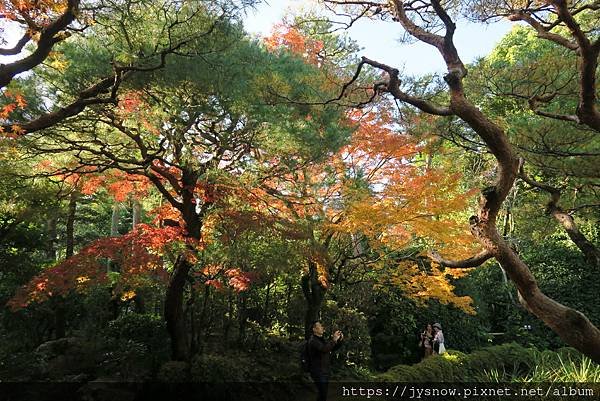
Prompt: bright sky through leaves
<box><xmin>1</xmin><ymin>1</ymin><xmax>511</xmax><ymax>75</ymax></box>
<box><xmin>245</xmin><ymin>0</ymin><xmax>512</xmax><ymax>75</ymax></box>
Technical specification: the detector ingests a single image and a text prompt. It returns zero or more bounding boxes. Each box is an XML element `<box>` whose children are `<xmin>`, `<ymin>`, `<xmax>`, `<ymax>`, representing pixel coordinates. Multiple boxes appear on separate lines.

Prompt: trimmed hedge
<box><xmin>380</xmin><ymin>343</ymin><xmax>536</xmax><ymax>382</ymax></box>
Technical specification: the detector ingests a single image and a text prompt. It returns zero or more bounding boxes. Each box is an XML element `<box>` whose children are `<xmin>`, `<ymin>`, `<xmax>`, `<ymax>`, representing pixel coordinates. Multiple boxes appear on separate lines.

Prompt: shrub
<box><xmin>321</xmin><ymin>300</ymin><xmax>371</xmax><ymax>366</ymax></box>
<box><xmin>466</xmin><ymin>343</ymin><xmax>535</xmax><ymax>381</ymax></box>
<box><xmin>190</xmin><ymin>353</ymin><xmax>250</xmax><ymax>382</ymax></box>
<box><xmin>101</xmin><ymin>313</ymin><xmax>170</xmax><ymax>378</ymax></box>
<box><xmin>158</xmin><ymin>361</ymin><xmax>190</xmax><ymax>382</ymax></box>
<box><xmin>523</xmin><ymin>348</ymin><xmax>600</xmax><ymax>382</ymax></box>
<box><xmin>380</xmin><ymin>343</ymin><xmax>535</xmax><ymax>382</ymax></box>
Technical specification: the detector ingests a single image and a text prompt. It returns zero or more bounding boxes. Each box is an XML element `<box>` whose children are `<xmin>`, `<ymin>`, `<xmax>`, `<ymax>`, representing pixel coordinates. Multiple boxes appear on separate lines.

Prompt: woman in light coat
<box><xmin>432</xmin><ymin>322</ymin><xmax>446</xmax><ymax>355</ymax></box>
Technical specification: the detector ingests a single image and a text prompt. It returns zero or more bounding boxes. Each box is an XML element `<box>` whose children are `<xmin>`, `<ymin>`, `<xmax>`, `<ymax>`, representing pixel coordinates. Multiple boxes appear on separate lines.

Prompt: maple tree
<box><xmin>10</xmin><ymin>13</ymin><xmax>351</xmax><ymax>360</ymax></box>
<box><xmin>7</xmin><ymin>223</ymin><xmax>179</xmax><ymax>311</ymax></box>
<box><xmin>321</xmin><ymin>0</ymin><xmax>600</xmax><ymax>362</ymax></box>
<box><xmin>2</xmin><ymin>2</ymin><xmax>597</xmax><ymax>378</ymax></box>
<box><xmin>260</xmin><ymin>24</ymin><xmax>479</xmax><ymax>338</ymax></box>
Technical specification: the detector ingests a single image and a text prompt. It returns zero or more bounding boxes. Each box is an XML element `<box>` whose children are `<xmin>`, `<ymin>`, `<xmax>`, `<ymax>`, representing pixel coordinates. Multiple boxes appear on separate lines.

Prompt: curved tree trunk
<box><xmin>519</xmin><ymin>172</ymin><xmax>600</xmax><ymax>269</ymax></box>
<box><xmin>550</xmin><ymin>208</ymin><xmax>600</xmax><ymax>269</ymax></box>
<box><xmin>342</xmin><ymin>0</ymin><xmax>600</xmax><ymax>361</ymax></box>
<box><xmin>453</xmin><ymin>83</ymin><xmax>600</xmax><ymax>362</ymax></box>
<box><xmin>452</xmin><ymin>90</ymin><xmax>600</xmax><ymax>361</ymax></box>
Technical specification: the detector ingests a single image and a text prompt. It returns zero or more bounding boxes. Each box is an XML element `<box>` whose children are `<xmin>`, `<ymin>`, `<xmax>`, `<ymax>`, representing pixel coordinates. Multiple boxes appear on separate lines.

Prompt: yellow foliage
<box><xmin>120</xmin><ymin>290</ymin><xmax>136</xmax><ymax>302</ymax></box>
<box><xmin>47</xmin><ymin>51</ymin><xmax>69</xmax><ymax>72</ymax></box>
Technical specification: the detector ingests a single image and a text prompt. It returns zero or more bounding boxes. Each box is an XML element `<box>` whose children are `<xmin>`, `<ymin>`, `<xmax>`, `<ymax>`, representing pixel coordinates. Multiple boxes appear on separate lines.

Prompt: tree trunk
<box><xmin>46</xmin><ymin>216</ymin><xmax>60</xmax><ymax>341</ymax></box>
<box><xmin>55</xmin><ymin>192</ymin><xmax>77</xmax><ymax>339</ymax></box>
<box><xmin>224</xmin><ymin>292</ymin><xmax>233</xmax><ymax>342</ymax></box>
<box><xmin>285</xmin><ymin>280</ymin><xmax>293</xmax><ymax>337</ymax></box>
<box><xmin>130</xmin><ymin>200</ymin><xmax>148</xmax><ymax>311</ymax></box>
<box><xmin>163</xmin><ymin>168</ymin><xmax>203</xmax><ymax>361</ymax></box>
<box><xmin>132</xmin><ymin>199</ymin><xmax>142</xmax><ymax>227</ymax></box>
<box><xmin>238</xmin><ymin>292</ymin><xmax>248</xmax><ymax>345</ymax></box>
<box><xmin>262</xmin><ymin>282</ymin><xmax>272</xmax><ymax>326</ymax></box>
<box><xmin>550</xmin><ymin>208</ymin><xmax>600</xmax><ymax>269</ymax></box>
<box><xmin>65</xmin><ymin>192</ymin><xmax>77</xmax><ymax>259</ymax></box>
<box><xmin>133</xmin><ymin>295</ymin><xmax>145</xmax><ymax>313</ymax></box>
<box><xmin>198</xmin><ymin>285</ymin><xmax>211</xmax><ymax>346</ymax></box>
<box><xmin>164</xmin><ymin>256</ymin><xmax>193</xmax><ymax>361</ymax></box>
<box><xmin>453</xmin><ymin>93</ymin><xmax>600</xmax><ymax>361</ymax></box>
<box><xmin>483</xmin><ymin>220</ymin><xmax>600</xmax><ymax>362</ymax></box>
<box><xmin>189</xmin><ymin>287</ymin><xmax>198</xmax><ymax>355</ymax></box>
<box><xmin>110</xmin><ymin>202</ymin><xmax>120</xmax><ymax>236</ymax></box>
<box><xmin>107</xmin><ymin>202</ymin><xmax>120</xmax><ymax>273</ymax></box>
<box><xmin>46</xmin><ymin>216</ymin><xmax>57</xmax><ymax>261</ymax></box>
<box><xmin>302</xmin><ymin>261</ymin><xmax>327</xmax><ymax>340</ymax></box>
<box><xmin>354</xmin><ymin>0</ymin><xmax>600</xmax><ymax>362</ymax></box>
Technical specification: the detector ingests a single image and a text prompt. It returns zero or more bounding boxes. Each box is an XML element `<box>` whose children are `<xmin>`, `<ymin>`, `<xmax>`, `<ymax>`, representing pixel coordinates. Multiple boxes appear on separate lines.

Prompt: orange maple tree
<box><xmin>7</xmin><ymin>224</ymin><xmax>180</xmax><ymax>310</ymax></box>
<box><xmin>265</xmin><ymin>24</ymin><xmax>325</xmax><ymax>66</ymax></box>
<box><xmin>250</xmin><ymin>26</ymin><xmax>480</xmax><ymax>324</ymax></box>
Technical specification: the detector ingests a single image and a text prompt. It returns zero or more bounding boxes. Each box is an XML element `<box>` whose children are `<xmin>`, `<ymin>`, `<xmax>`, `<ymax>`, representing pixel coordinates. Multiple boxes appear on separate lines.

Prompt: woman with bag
<box><xmin>419</xmin><ymin>324</ymin><xmax>434</xmax><ymax>359</ymax></box>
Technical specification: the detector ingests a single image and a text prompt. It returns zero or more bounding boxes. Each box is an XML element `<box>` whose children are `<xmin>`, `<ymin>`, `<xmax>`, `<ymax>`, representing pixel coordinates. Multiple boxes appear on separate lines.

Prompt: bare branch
<box><xmin>508</xmin><ymin>11</ymin><xmax>579</xmax><ymax>51</ymax></box>
<box><xmin>428</xmin><ymin>249</ymin><xmax>493</xmax><ymax>268</ymax></box>
<box><xmin>0</xmin><ymin>0</ymin><xmax>80</xmax><ymax>89</ymax></box>
<box><xmin>360</xmin><ymin>57</ymin><xmax>453</xmax><ymax>115</ymax></box>
<box><xmin>0</xmin><ymin>33</ymin><xmax>32</xmax><ymax>56</ymax></box>
<box><xmin>519</xmin><ymin>165</ymin><xmax>600</xmax><ymax>268</ymax></box>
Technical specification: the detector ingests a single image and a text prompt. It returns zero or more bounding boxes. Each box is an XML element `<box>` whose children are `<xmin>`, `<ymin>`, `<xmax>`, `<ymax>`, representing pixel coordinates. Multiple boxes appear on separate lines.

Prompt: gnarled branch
<box><xmin>428</xmin><ymin>249</ymin><xmax>493</xmax><ymax>268</ymax></box>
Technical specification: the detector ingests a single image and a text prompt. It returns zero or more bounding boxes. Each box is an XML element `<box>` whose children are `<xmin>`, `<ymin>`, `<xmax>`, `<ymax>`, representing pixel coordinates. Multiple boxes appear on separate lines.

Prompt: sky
<box><xmin>244</xmin><ymin>0</ymin><xmax>513</xmax><ymax>76</ymax></box>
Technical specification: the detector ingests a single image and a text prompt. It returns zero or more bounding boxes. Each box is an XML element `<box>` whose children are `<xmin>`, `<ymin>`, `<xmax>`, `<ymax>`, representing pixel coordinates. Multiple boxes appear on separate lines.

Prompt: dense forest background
<box><xmin>0</xmin><ymin>0</ymin><xmax>599</xmax><ymax>397</ymax></box>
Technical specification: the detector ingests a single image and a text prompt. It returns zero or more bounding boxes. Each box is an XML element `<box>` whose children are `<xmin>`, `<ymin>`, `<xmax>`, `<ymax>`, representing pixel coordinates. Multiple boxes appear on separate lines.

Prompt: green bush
<box><xmin>106</xmin><ymin>313</ymin><xmax>168</xmax><ymax>347</ymax></box>
<box><xmin>381</xmin><ymin>343</ymin><xmax>600</xmax><ymax>383</ymax></box>
<box><xmin>0</xmin><ymin>350</ymin><xmax>39</xmax><ymax>381</ymax></box>
<box><xmin>191</xmin><ymin>353</ymin><xmax>251</xmax><ymax>382</ymax></box>
<box><xmin>101</xmin><ymin>313</ymin><xmax>170</xmax><ymax>378</ymax></box>
<box><xmin>465</xmin><ymin>343</ymin><xmax>535</xmax><ymax>381</ymax></box>
<box><xmin>522</xmin><ymin>348</ymin><xmax>600</xmax><ymax>382</ymax></box>
<box><xmin>321</xmin><ymin>300</ymin><xmax>371</xmax><ymax>366</ymax></box>
<box><xmin>35</xmin><ymin>337</ymin><xmax>98</xmax><ymax>380</ymax></box>
<box><xmin>380</xmin><ymin>343</ymin><xmax>535</xmax><ymax>382</ymax></box>
<box><xmin>158</xmin><ymin>361</ymin><xmax>190</xmax><ymax>382</ymax></box>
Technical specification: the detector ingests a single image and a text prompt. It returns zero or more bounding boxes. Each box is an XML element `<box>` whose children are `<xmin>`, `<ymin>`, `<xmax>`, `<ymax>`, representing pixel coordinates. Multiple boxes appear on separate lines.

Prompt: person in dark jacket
<box><xmin>308</xmin><ymin>320</ymin><xmax>343</xmax><ymax>401</ymax></box>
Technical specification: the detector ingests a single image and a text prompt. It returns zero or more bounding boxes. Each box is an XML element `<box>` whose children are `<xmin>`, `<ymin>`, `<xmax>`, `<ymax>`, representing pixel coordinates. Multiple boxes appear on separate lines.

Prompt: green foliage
<box><xmin>191</xmin><ymin>352</ymin><xmax>250</xmax><ymax>382</ymax></box>
<box><xmin>366</xmin><ymin>284</ymin><xmax>489</xmax><ymax>371</ymax></box>
<box><xmin>466</xmin><ymin>234</ymin><xmax>600</xmax><ymax>351</ymax></box>
<box><xmin>2</xmin><ymin>0</ymin><xmax>600</xmax><ymax>386</ymax></box>
<box><xmin>321</xmin><ymin>300</ymin><xmax>371</xmax><ymax>366</ymax></box>
<box><xmin>35</xmin><ymin>337</ymin><xmax>98</xmax><ymax>379</ymax></box>
<box><xmin>101</xmin><ymin>313</ymin><xmax>170</xmax><ymax>378</ymax></box>
<box><xmin>106</xmin><ymin>313</ymin><xmax>168</xmax><ymax>346</ymax></box>
<box><xmin>382</xmin><ymin>343</ymin><xmax>600</xmax><ymax>384</ymax></box>
<box><xmin>367</xmin><ymin>290</ymin><xmax>420</xmax><ymax>369</ymax></box>
<box><xmin>380</xmin><ymin>343</ymin><xmax>535</xmax><ymax>382</ymax></box>
<box><xmin>157</xmin><ymin>361</ymin><xmax>190</xmax><ymax>382</ymax></box>
<box><xmin>0</xmin><ymin>349</ymin><xmax>39</xmax><ymax>381</ymax></box>
<box><xmin>478</xmin><ymin>347</ymin><xmax>600</xmax><ymax>383</ymax></box>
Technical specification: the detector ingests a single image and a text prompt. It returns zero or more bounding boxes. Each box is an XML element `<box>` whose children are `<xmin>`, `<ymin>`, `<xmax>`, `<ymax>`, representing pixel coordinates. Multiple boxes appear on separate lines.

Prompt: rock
<box><xmin>35</xmin><ymin>337</ymin><xmax>96</xmax><ymax>379</ymax></box>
